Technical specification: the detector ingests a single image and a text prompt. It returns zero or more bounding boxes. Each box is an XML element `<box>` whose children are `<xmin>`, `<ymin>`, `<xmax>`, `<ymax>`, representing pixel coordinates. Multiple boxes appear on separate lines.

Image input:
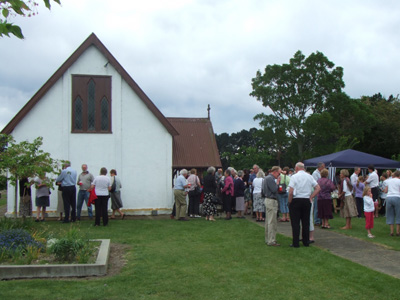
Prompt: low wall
<box><xmin>0</xmin><ymin>239</ymin><xmax>110</xmax><ymax>280</ymax></box>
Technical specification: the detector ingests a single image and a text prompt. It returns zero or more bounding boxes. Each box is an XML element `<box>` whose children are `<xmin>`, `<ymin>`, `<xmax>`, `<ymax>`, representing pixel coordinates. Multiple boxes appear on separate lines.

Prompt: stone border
<box><xmin>0</xmin><ymin>239</ymin><xmax>110</xmax><ymax>280</ymax></box>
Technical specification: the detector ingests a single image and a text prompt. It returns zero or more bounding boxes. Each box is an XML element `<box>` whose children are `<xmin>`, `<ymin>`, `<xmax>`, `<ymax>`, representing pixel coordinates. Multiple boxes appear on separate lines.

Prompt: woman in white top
<box><xmin>383</xmin><ymin>170</ymin><xmax>400</xmax><ymax>236</ymax></box>
<box><xmin>91</xmin><ymin>167</ymin><xmax>111</xmax><ymax>226</ymax></box>
<box><xmin>339</xmin><ymin>169</ymin><xmax>358</xmax><ymax>230</ymax></box>
<box><xmin>252</xmin><ymin>170</ymin><xmax>265</xmax><ymax>222</ymax></box>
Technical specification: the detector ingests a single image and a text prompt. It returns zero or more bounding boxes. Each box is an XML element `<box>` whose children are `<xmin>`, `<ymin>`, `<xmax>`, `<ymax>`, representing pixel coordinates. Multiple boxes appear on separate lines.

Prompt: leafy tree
<box><xmin>0</xmin><ymin>0</ymin><xmax>60</xmax><ymax>39</ymax></box>
<box><xmin>216</xmin><ymin>128</ymin><xmax>270</xmax><ymax>170</ymax></box>
<box><xmin>0</xmin><ymin>134</ymin><xmax>61</xmax><ymax>217</ymax></box>
<box><xmin>253</xmin><ymin>114</ymin><xmax>291</xmax><ymax>166</ymax></box>
<box><xmin>250</xmin><ymin>50</ymin><xmax>344</xmax><ymax>160</ymax></box>
<box><xmin>356</xmin><ymin>94</ymin><xmax>400</xmax><ymax>158</ymax></box>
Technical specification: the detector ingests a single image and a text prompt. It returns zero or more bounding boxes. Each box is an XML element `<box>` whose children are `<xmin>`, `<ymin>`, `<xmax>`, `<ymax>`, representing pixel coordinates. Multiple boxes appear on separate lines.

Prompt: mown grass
<box><xmin>326</xmin><ymin>212</ymin><xmax>400</xmax><ymax>251</ymax></box>
<box><xmin>0</xmin><ymin>217</ymin><xmax>399</xmax><ymax>300</ymax></box>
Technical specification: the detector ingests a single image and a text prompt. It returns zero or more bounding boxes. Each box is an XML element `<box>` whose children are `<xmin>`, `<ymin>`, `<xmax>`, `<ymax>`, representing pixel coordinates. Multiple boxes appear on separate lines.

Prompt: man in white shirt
<box><xmin>288</xmin><ymin>162</ymin><xmax>320</xmax><ymax>248</ymax></box>
<box><xmin>350</xmin><ymin>167</ymin><xmax>360</xmax><ymax>189</ymax></box>
<box><xmin>365</xmin><ymin>164</ymin><xmax>379</xmax><ymax>201</ymax></box>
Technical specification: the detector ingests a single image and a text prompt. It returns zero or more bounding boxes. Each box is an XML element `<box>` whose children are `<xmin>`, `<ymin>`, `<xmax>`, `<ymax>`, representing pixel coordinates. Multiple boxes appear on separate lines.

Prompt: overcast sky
<box><xmin>1</xmin><ymin>0</ymin><xmax>400</xmax><ymax>134</ymax></box>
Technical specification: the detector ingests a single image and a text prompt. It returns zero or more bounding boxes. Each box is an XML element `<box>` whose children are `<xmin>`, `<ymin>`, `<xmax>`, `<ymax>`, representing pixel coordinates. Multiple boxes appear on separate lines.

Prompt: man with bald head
<box><xmin>288</xmin><ymin>162</ymin><xmax>320</xmax><ymax>248</ymax></box>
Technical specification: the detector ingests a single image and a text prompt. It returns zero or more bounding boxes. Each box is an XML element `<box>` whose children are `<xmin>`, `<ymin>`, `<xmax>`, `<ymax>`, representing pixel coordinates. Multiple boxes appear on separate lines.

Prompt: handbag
<box><xmin>110</xmin><ymin>177</ymin><xmax>117</xmax><ymax>193</ymax></box>
<box><xmin>211</xmin><ymin>195</ymin><xmax>222</xmax><ymax>205</ymax></box>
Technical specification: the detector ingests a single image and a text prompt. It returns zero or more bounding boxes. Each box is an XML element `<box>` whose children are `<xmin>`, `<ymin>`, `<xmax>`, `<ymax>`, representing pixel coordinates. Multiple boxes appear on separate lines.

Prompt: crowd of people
<box><xmin>18</xmin><ymin>162</ymin><xmax>124</xmax><ymax>226</ymax></box>
<box><xmin>16</xmin><ymin>160</ymin><xmax>400</xmax><ymax>241</ymax></box>
<box><xmin>172</xmin><ymin>162</ymin><xmax>400</xmax><ymax>247</ymax></box>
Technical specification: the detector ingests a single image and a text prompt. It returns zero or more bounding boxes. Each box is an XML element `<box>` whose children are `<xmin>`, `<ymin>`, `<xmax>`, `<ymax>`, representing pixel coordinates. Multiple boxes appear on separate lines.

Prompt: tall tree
<box><xmin>356</xmin><ymin>93</ymin><xmax>400</xmax><ymax>158</ymax></box>
<box><xmin>215</xmin><ymin>128</ymin><xmax>271</xmax><ymax>170</ymax></box>
<box><xmin>250</xmin><ymin>50</ymin><xmax>344</xmax><ymax>160</ymax></box>
<box><xmin>0</xmin><ymin>0</ymin><xmax>60</xmax><ymax>39</ymax></box>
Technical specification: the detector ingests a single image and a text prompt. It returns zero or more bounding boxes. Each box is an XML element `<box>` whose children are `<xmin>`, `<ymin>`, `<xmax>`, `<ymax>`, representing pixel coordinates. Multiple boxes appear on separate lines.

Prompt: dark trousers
<box><xmin>95</xmin><ymin>195</ymin><xmax>109</xmax><ymax>226</ymax></box>
<box><xmin>62</xmin><ymin>185</ymin><xmax>76</xmax><ymax>222</ymax></box>
<box><xmin>188</xmin><ymin>192</ymin><xmax>200</xmax><ymax>215</ymax></box>
<box><xmin>223</xmin><ymin>193</ymin><xmax>232</xmax><ymax>213</ymax></box>
<box><xmin>371</xmin><ymin>187</ymin><xmax>379</xmax><ymax>201</ymax></box>
<box><xmin>356</xmin><ymin>197</ymin><xmax>364</xmax><ymax>218</ymax></box>
<box><xmin>231</xmin><ymin>196</ymin><xmax>236</xmax><ymax>212</ymax></box>
<box><xmin>289</xmin><ymin>198</ymin><xmax>311</xmax><ymax>247</ymax></box>
<box><xmin>171</xmin><ymin>203</ymin><xmax>176</xmax><ymax>216</ymax></box>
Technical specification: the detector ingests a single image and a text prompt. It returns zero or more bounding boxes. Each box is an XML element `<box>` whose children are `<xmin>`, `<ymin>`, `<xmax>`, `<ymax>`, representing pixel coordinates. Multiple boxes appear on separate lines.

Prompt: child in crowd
<box><xmin>363</xmin><ymin>186</ymin><xmax>375</xmax><ymax>238</ymax></box>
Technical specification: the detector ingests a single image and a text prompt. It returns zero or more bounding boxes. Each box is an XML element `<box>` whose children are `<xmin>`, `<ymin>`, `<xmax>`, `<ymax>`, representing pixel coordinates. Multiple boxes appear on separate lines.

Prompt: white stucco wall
<box><xmin>6</xmin><ymin>45</ymin><xmax>173</xmax><ymax>217</ymax></box>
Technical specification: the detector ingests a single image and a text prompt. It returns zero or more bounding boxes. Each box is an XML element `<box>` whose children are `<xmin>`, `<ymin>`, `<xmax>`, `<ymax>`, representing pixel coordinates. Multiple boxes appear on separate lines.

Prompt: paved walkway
<box><xmin>246</xmin><ymin>215</ymin><xmax>400</xmax><ymax>279</ymax></box>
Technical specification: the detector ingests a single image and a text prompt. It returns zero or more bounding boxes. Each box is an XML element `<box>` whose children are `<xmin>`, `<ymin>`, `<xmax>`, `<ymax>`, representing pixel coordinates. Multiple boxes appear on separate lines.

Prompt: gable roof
<box><xmin>2</xmin><ymin>33</ymin><xmax>178</xmax><ymax>136</ymax></box>
<box><xmin>303</xmin><ymin>149</ymin><xmax>400</xmax><ymax>169</ymax></box>
<box><xmin>167</xmin><ymin>117</ymin><xmax>222</xmax><ymax>169</ymax></box>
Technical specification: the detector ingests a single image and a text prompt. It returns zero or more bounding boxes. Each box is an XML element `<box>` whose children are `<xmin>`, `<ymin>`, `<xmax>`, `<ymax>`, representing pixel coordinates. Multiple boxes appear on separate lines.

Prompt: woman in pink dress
<box><xmin>317</xmin><ymin>169</ymin><xmax>336</xmax><ymax>229</ymax></box>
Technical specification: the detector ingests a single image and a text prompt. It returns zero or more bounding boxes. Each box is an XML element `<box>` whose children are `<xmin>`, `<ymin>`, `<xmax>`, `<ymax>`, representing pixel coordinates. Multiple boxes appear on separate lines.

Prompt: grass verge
<box><xmin>325</xmin><ymin>212</ymin><xmax>400</xmax><ymax>251</ymax></box>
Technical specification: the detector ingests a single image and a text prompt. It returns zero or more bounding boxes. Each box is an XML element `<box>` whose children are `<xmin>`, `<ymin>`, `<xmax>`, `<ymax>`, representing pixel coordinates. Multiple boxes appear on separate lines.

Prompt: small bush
<box><xmin>49</xmin><ymin>228</ymin><xmax>92</xmax><ymax>263</ymax></box>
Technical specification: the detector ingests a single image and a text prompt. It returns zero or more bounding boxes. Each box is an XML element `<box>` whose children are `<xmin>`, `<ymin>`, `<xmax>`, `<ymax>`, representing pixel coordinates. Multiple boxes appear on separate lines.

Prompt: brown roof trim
<box><xmin>2</xmin><ymin>33</ymin><xmax>178</xmax><ymax>136</ymax></box>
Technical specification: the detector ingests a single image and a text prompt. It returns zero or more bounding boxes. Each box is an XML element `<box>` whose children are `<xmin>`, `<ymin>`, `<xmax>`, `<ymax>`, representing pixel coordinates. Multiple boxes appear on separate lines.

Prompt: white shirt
<box><xmin>312</xmin><ymin>169</ymin><xmax>321</xmax><ymax>182</ymax></box>
<box><xmin>365</xmin><ymin>171</ymin><xmax>379</xmax><ymax>188</ymax></box>
<box><xmin>253</xmin><ymin>177</ymin><xmax>263</xmax><ymax>194</ymax></box>
<box><xmin>92</xmin><ymin>175</ymin><xmax>111</xmax><ymax>196</ymax></box>
<box><xmin>343</xmin><ymin>180</ymin><xmax>352</xmax><ymax>196</ymax></box>
<box><xmin>386</xmin><ymin>177</ymin><xmax>400</xmax><ymax>198</ymax></box>
<box><xmin>363</xmin><ymin>196</ymin><xmax>375</xmax><ymax>212</ymax></box>
<box><xmin>289</xmin><ymin>170</ymin><xmax>318</xmax><ymax>198</ymax></box>
<box><xmin>350</xmin><ymin>173</ymin><xmax>358</xmax><ymax>189</ymax></box>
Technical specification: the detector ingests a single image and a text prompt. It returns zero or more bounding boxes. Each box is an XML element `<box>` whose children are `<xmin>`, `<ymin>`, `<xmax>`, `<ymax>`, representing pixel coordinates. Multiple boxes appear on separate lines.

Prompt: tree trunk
<box><xmin>14</xmin><ymin>180</ymin><xmax>18</xmax><ymax>219</ymax></box>
<box><xmin>297</xmin><ymin>141</ymin><xmax>304</xmax><ymax>161</ymax></box>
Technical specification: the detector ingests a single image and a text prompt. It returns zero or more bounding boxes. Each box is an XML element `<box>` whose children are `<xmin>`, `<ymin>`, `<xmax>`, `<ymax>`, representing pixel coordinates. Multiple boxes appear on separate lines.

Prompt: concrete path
<box><xmin>246</xmin><ymin>215</ymin><xmax>400</xmax><ymax>279</ymax></box>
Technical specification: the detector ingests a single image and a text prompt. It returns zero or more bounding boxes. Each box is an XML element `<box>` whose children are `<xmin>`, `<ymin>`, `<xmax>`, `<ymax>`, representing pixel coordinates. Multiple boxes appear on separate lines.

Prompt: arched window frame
<box><xmin>71</xmin><ymin>75</ymin><xmax>112</xmax><ymax>133</ymax></box>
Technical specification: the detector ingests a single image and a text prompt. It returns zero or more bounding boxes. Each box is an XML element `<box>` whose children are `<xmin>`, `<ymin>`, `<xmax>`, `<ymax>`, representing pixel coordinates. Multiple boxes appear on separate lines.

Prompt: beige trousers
<box><xmin>174</xmin><ymin>189</ymin><xmax>187</xmax><ymax>218</ymax></box>
<box><xmin>265</xmin><ymin>198</ymin><xmax>279</xmax><ymax>245</ymax></box>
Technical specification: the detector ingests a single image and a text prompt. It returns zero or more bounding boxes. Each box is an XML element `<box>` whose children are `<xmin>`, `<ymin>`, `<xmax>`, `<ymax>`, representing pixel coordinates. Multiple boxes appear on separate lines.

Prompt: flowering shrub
<box><xmin>0</xmin><ymin>228</ymin><xmax>44</xmax><ymax>255</ymax></box>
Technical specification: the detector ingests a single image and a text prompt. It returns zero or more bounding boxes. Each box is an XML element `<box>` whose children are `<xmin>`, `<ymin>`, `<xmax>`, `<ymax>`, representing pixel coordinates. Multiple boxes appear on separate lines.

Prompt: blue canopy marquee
<box><xmin>303</xmin><ymin>149</ymin><xmax>400</xmax><ymax>169</ymax></box>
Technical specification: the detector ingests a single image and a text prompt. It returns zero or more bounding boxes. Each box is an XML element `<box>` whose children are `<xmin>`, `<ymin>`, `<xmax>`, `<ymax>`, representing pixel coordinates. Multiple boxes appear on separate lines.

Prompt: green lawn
<box><xmin>1</xmin><ymin>217</ymin><xmax>399</xmax><ymax>300</ymax></box>
<box><xmin>326</xmin><ymin>212</ymin><xmax>400</xmax><ymax>250</ymax></box>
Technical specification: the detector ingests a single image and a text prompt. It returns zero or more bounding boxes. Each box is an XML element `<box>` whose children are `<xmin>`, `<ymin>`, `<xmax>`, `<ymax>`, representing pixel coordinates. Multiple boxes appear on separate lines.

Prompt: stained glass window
<box><xmin>72</xmin><ymin>75</ymin><xmax>111</xmax><ymax>133</ymax></box>
<box><xmin>74</xmin><ymin>96</ymin><xmax>83</xmax><ymax>130</ymax></box>
<box><xmin>101</xmin><ymin>97</ymin><xmax>109</xmax><ymax>131</ymax></box>
<box><xmin>88</xmin><ymin>79</ymin><xmax>96</xmax><ymax>131</ymax></box>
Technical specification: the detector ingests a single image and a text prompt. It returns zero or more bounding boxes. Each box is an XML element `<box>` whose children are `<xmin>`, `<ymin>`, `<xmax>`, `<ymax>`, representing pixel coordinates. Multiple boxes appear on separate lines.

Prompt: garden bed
<box><xmin>0</xmin><ymin>239</ymin><xmax>110</xmax><ymax>280</ymax></box>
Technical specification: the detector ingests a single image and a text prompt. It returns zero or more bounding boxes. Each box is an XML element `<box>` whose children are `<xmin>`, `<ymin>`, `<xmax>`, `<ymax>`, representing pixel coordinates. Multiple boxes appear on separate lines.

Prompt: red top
<box><xmin>222</xmin><ymin>176</ymin><xmax>234</xmax><ymax>196</ymax></box>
